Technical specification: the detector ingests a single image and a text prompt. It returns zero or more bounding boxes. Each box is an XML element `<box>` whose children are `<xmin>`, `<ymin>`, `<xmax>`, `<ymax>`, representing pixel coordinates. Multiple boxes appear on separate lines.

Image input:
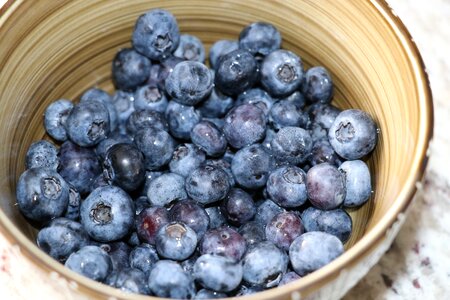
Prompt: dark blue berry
<box><xmin>133</xmin><ymin>84</ymin><xmax>168</xmax><ymax>113</ymax></box>
<box><xmin>215</xmin><ymin>49</ymin><xmax>258</xmax><ymax>96</ymax></box>
<box><xmin>80</xmin><ymin>88</ymin><xmax>118</xmax><ymax>132</ymax></box>
<box><xmin>134</xmin><ymin>126</ymin><xmax>174</xmax><ymax>170</ymax></box>
<box><xmin>185</xmin><ymin>165</ymin><xmax>231</xmax><ymax>205</ymax></box>
<box><xmin>194</xmin><ymin>289</ymin><xmax>227</xmax><ymax>299</ymax></box>
<box><xmin>235</xmin><ymin>88</ymin><xmax>275</xmax><ymax>116</ymax></box>
<box><xmin>339</xmin><ymin>160</ymin><xmax>372</xmax><ymax>207</ymax></box>
<box><xmin>238</xmin><ymin>221</ymin><xmax>265</xmax><ymax>247</ymax></box>
<box><xmin>26</xmin><ymin>140</ymin><xmax>59</xmax><ymax>170</ymax></box>
<box><xmin>306</xmin><ymin>163</ymin><xmax>346</xmax><ymax>210</ymax></box>
<box><xmin>95</xmin><ymin>132</ymin><xmax>133</xmax><ymax>161</ymax></box>
<box><xmin>106</xmin><ymin>268</ymin><xmax>150</xmax><ymax>295</ymax></box>
<box><xmin>270</xmin><ymin>126</ymin><xmax>313</xmax><ymax>165</ymax></box>
<box><xmin>148</xmin><ymin>260</ymin><xmax>196</xmax><ymax>299</ymax></box>
<box><xmin>112</xmin><ymin>90</ymin><xmax>135</xmax><ymax>133</ymax></box>
<box><xmin>112</xmin><ymin>48</ymin><xmax>151</xmax><ymax>91</ymax></box>
<box><xmin>200</xmin><ymin>227</ymin><xmax>246</xmax><ymax>261</ymax></box>
<box><xmin>193</xmin><ymin>254</ymin><xmax>243</xmax><ymax>292</ymax></box>
<box><xmin>103</xmin><ymin>143</ymin><xmax>145</xmax><ymax>192</ymax></box>
<box><xmin>269</xmin><ymin>100</ymin><xmax>309</xmax><ymax>130</ymax></box>
<box><xmin>301</xmin><ymin>207</ymin><xmax>352</xmax><ymax>243</ymax></box>
<box><xmin>157</xmin><ymin>56</ymin><xmax>185</xmax><ymax>90</ymax></box>
<box><xmin>146</xmin><ymin>173</ymin><xmax>187</xmax><ymax>206</ymax></box>
<box><xmin>265</xmin><ymin>211</ymin><xmax>304</xmax><ymax>251</ymax></box>
<box><xmin>289</xmin><ymin>231</ymin><xmax>344</xmax><ymax>276</ymax></box>
<box><xmin>209</xmin><ymin>39</ymin><xmax>239</xmax><ymax>70</ymax></box>
<box><xmin>132</xmin><ymin>9</ymin><xmax>180</xmax><ymax>61</ymax></box>
<box><xmin>169</xmin><ymin>143</ymin><xmax>206</xmax><ymax>177</ymax></box>
<box><xmin>239</xmin><ymin>22</ymin><xmax>281</xmax><ymax>57</ymax></box>
<box><xmin>242</xmin><ymin>241</ymin><xmax>288</xmax><ymax>287</ymax></box>
<box><xmin>58</xmin><ymin>141</ymin><xmax>101</xmax><ymax>195</ymax></box>
<box><xmin>136</xmin><ymin>207</ymin><xmax>169</xmax><ymax>245</ymax></box>
<box><xmin>37</xmin><ymin>218</ymin><xmax>89</xmax><ymax>262</ymax></box>
<box><xmin>301</xmin><ymin>66</ymin><xmax>333</xmax><ymax>104</ymax></box>
<box><xmin>191</xmin><ymin>121</ymin><xmax>227</xmax><ymax>157</ymax></box>
<box><xmin>140</xmin><ymin>170</ymin><xmax>163</xmax><ymax>197</ymax></box>
<box><xmin>16</xmin><ymin>167</ymin><xmax>69</xmax><ymax>223</ymax></box>
<box><xmin>198</xmin><ymin>87</ymin><xmax>234</xmax><ymax>118</ymax></box>
<box><xmin>44</xmin><ymin>99</ymin><xmax>73</xmax><ymax>142</ymax></box>
<box><xmin>169</xmin><ymin>200</ymin><xmax>210</xmax><ymax>239</ymax></box>
<box><xmin>328</xmin><ymin>109</ymin><xmax>378</xmax><ymax>160</ymax></box>
<box><xmin>266</xmin><ymin>166</ymin><xmax>307</xmax><ymax>208</ymax></box>
<box><xmin>129</xmin><ymin>243</ymin><xmax>159</xmax><ymax>276</ymax></box>
<box><xmin>279</xmin><ymin>271</ymin><xmax>301</xmax><ymax>286</ymax></box>
<box><xmin>277</xmin><ymin>90</ymin><xmax>306</xmax><ymax>109</ymax></box>
<box><xmin>126</xmin><ymin>109</ymin><xmax>168</xmax><ymax>134</ymax></box>
<box><xmin>80</xmin><ymin>186</ymin><xmax>134</xmax><ymax>242</ymax></box>
<box><xmin>174</xmin><ymin>34</ymin><xmax>205</xmax><ymax>62</ymax></box>
<box><xmin>99</xmin><ymin>241</ymin><xmax>131</xmax><ymax>271</ymax></box>
<box><xmin>261</xmin><ymin>50</ymin><xmax>304</xmax><ymax>97</ymax></box>
<box><xmin>165</xmin><ymin>101</ymin><xmax>202</xmax><ymax>139</ymax></box>
<box><xmin>204</xmin><ymin>158</ymin><xmax>235</xmax><ymax>187</ymax></box>
<box><xmin>261</xmin><ymin>128</ymin><xmax>276</xmax><ymax>151</ymax></box>
<box><xmin>231</xmin><ymin>144</ymin><xmax>272</xmax><ymax>189</ymax></box>
<box><xmin>221</xmin><ymin>188</ymin><xmax>256</xmax><ymax>225</ymax></box>
<box><xmin>165</xmin><ymin>61</ymin><xmax>213</xmax><ymax>105</ymax></box>
<box><xmin>309</xmin><ymin>138</ymin><xmax>342</xmax><ymax>167</ymax></box>
<box><xmin>65</xmin><ymin>245</ymin><xmax>112</xmax><ymax>282</ymax></box>
<box><xmin>205</xmin><ymin>207</ymin><xmax>226</xmax><ymax>229</ymax></box>
<box><xmin>134</xmin><ymin>196</ymin><xmax>151</xmax><ymax>216</ymax></box>
<box><xmin>254</xmin><ymin>199</ymin><xmax>285</xmax><ymax>226</ymax></box>
<box><xmin>234</xmin><ymin>285</ymin><xmax>263</xmax><ymax>296</ymax></box>
<box><xmin>156</xmin><ymin>222</ymin><xmax>197</xmax><ymax>260</ymax></box>
<box><xmin>64</xmin><ymin>186</ymin><xmax>81</xmax><ymax>221</ymax></box>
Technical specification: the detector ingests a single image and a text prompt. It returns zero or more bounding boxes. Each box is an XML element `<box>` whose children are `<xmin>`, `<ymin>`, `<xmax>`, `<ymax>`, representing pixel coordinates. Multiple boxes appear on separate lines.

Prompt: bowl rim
<box><xmin>0</xmin><ymin>0</ymin><xmax>434</xmax><ymax>299</ymax></box>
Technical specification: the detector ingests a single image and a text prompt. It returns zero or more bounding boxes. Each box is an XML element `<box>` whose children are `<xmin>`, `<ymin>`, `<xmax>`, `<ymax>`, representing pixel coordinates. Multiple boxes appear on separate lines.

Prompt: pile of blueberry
<box><xmin>16</xmin><ymin>8</ymin><xmax>378</xmax><ymax>299</ymax></box>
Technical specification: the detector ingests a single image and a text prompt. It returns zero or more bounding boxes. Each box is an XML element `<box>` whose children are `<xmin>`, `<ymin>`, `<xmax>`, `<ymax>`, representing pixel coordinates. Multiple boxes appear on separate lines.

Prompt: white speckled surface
<box><xmin>1</xmin><ymin>0</ymin><xmax>449</xmax><ymax>299</ymax></box>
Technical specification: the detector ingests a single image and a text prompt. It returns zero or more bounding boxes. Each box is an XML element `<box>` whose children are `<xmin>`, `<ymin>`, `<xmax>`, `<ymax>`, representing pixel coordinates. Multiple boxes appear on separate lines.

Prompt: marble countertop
<box><xmin>0</xmin><ymin>0</ymin><xmax>449</xmax><ymax>299</ymax></box>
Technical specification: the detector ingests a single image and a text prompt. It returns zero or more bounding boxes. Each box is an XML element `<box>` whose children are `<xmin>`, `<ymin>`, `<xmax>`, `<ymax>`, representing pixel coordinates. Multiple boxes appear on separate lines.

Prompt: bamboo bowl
<box><xmin>0</xmin><ymin>0</ymin><xmax>433</xmax><ymax>299</ymax></box>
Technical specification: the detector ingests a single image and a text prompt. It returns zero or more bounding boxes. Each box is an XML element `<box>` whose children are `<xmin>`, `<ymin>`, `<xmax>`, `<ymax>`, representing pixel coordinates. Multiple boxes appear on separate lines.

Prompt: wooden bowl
<box><xmin>0</xmin><ymin>0</ymin><xmax>433</xmax><ymax>299</ymax></box>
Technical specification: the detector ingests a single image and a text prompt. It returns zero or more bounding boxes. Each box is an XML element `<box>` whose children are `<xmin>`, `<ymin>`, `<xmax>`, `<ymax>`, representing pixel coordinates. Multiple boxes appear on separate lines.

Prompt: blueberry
<box><xmin>89</xmin><ymin>174</ymin><xmax>110</xmax><ymax>192</ymax></box>
<box><xmin>37</xmin><ymin>218</ymin><xmax>89</xmax><ymax>262</ymax></box>
<box><xmin>44</xmin><ymin>99</ymin><xmax>73</xmax><ymax>142</ymax></box>
<box><xmin>266</xmin><ymin>166</ymin><xmax>308</xmax><ymax>208</ymax></box>
<box><xmin>65</xmin><ymin>101</ymin><xmax>110</xmax><ymax>147</ymax></box>
<box><xmin>112</xmin><ymin>48</ymin><xmax>151</xmax><ymax>91</ymax></box>
<box><xmin>58</xmin><ymin>141</ymin><xmax>101</xmax><ymax>195</ymax></box>
<box><xmin>140</xmin><ymin>171</ymin><xmax>163</xmax><ymax>197</ymax></box>
<box><xmin>133</xmin><ymin>84</ymin><xmax>168</xmax><ymax>113</ymax></box>
<box><xmin>156</xmin><ymin>222</ymin><xmax>198</xmax><ymax>260</ymax></box>
<box><xmin>103</xmin><ymin>143</ymin><xmax>145</xmax><ymax>192</ymax></box>
<box><xmin>214</xmin><ymin>49</ymin><xmax>258</xmax><ymax>96</ymax></box>
<box><xmin>95</xmin><ymin>132</ymin><xmax>133</xmax><ymax>161</ymax></box>
<box><xmin>181</xmin><ymin>252</ymin><xmax>200</xmax><ymax>274</ymax></box>
<box><xmin>16</xmin><ymin>167</ymin><xmax>69</xmax><ymax>223</ymax></box>
<box><xmin>80</xmin><ymin>186</ymin><xmax>134</xmax><ymax>242</ymax></box>
<box><xmin>328</xmin><ymin>109</ymin><xmax>378</xmax><ymax>160</ymax></box>
<box><xmin>254</xmin><ymin>199</ymin><xmax>285</xmax><ymax>226</ymax></box>
<box><xmin>169</xmin><ymin>143</ymin><xmax>206</xmax><ymax>178</ymax></box>
<box><xmin>339</xmin><ymin>160</ymin><xmax>372</xmax><ymax>207</ymax></box>
<box><xmin>269</xmin><ymin>100</ymin><xmax>309</xmax><ymax>130</ymax></box>
<box><xmin>169</xmin><ymin>200</ymin><xmax>210</xmax><ymax>239</ymax></box>
<box><xmin>307</xmin><ymin>103</ymin><xmax>341</xmax><ymax>140</ymax></box>
<box><xmin>270</xmin><ymin>126</ymin><xmax>313</xmax><ymax>165</ymax></box>
<box><xmin>233</xmin><ymin>285</ymin><xmax>264</xmax><ymax>296</ymax></box>
<box><xmin>309</xmin><ymin>139</ymin><xmax>339</xmax><ymax>167</ymax></box>
<box><xmin>235</xmin><ymin>88</ymin><xmax>275</xmax><ymax>116</ymax></box>
<box><xmin>165</xmin><ymin>61</ymin><xmax>213</xmax><ymax>105</ymax></box>
<box><xmin>100</xmin><ymin>241</ymin><xmax>131</xmax><ymax>271</ymax></box>
<box><xmin>25</xmin><ymin>140</ymin><xmax>59</xmax><ymax>171</ymax></box>
<box><xmin>289</xmin><ymin>231</ymin><xmax>344</xmax><ymax>276</ymax></box>
<box><xmin>238</xmin><ymin>221</ymin><xmax>266</xmax><ymax>247</ymax></box>
<box><xmin>277</xmin><ymin>90</ymin><xmax>306</xmax><ymax>109</ymax></box>
<box><xmin>157</xmin><ymin>55</ymin><xmax>185</xmax><ymax>90</ymax></box>
<box><xmin>136</xmin><ymin>207</ymin><xmax>169</xmax><ymax>245</ymax></box>
<box><xmin>174</xmin><ymin>34</ymin><xmax>205</xmax><ymax>62</ymax></box>
<box><xmin>209</xmin><ymin>40</ymin><xmax>239</xmax><ymax>70</ymax></box>
<box><xmin>301</xmin><ymin>207</ymin><xmax>352</xmax><ymax>243</ymax></box>
<box><xmin>198</xmin><ymin>87</ymin><xmax>234</xmax><ymax>118</ymax></box>
<box><xmin>146</xmin><ymin>173</ymin><xmax>187</xmax><ymax>206</ymax></box>
<box><xmin>134</xmin><ymin>126</ymin><xmax>174</xmax><ymax>170</ymax></box>
<box><xmin>65</xmin><ymin>245</ymin><xmax>112</xmax><ymax>282</ymax></box>
<box><xmin>134</xmin><ymin>196</ymin><xmax>151</xmax><ymax>216</ymax></box>
<box><xmin>193</xmin><ymin>254</ymin><xmax>243</xmax><ymax>292</ymax></box>
<box><xmin>301</xmin><ymin>66</ymin><xmax>333</xmax><ymax>104</ymax></box>
<box><xmin>132</xmin><ymin>9</ymin><xmax>180</xmax><ymax>61</ymax></box>
<box><xmin>279</xmin><ymin>271</ymin><xmax>301</xmax><ymax>286</ymax></box>
<box><xmin>231</xmin><ymin>144</ymin><xmax>272</xmax><ymax>189</ymax></box>
<box><xmin>261</xmin><ymin>50</ymin><xmax>304</xmax><ymax>97</ymax></box>
<box><xmin>126</xmin><ymin>109</ymin><xmax>168</xmax><ymax>134</ymax></box>
<box><xmin>126</xmin><ymin>232</ymin><xmax>140</xmax><ymax>247</ymax></box>
<box><xmin>191</xmin><ymin>121</ymin><xmax>227</xmax><ymax>157</ymax></box>
<box><xmin>165</xmin><ymin>101</ymin><xmax>202</xmax><ymax>139</ymax></box>
<box><xmin>80</xmin><ymin>88</ymin><xmax>118</xmax><ymax>132</ymax></box>
<box><xmin>185</xmin><ymin>165</ymin><xmax>230</xmax><ymax>205</ymax></box>
<box><xmin>204</xmin><ymin>158</ymin><xmax>235</xmax><ymax>187</ymax></box>
<box><xmin>242</xmin><ymin>241</ymin><xmax>288</xmax><ymax>287</ymax></box>
<box><xmin>106</xmin><ymin>268</ymin><xmax>150</xmax><ymax>295</ymax></box>
<box><xmin>129</xmin><ymin>243</ymin><xmax>159</xmax><ymax>276</ymax></box>
<box><xmin>149</xmin><ymin>260</ymin><xmax>196</xmax><ymax>299</ymax></box>
<box><xmin>64</xmin><ymin>186</ymin><xmax>81</xmax><ymax>221</ymax></box>
<box><xmin>111</xmin><ymin>90</ymin><xmax>135</xmax><ymax>133</ymax></box>
<box><xmin>200</xmin><ymin>227</ymin><xmax>246</xmax><ymax>261</ymax></box>
<box><xmin>265</xmin><ymin>212</ymin><xmax>304</xmax><ymax>251</ymax></box>
<box><xmin>239</xmin><ymin>22</ymin><xmax>281</xmax><ymax>57</ymax></box>
<box><xmin>194</xmin><ymin>289</ymin><xmax>227</xmax><ymax>299</ymax></box>
<box><xmin>205</xmin><ymin>207</ymin><xmax>226</xmax><ymax>229</ymax></box>
<box><xmin>261</xmin><ymin>128</ymin><xmax>276</xmax><ymax>151</ymax></box>
<box><xmin>306</xmin><ymin>163</ymin><xmax>346</xmax><ymax>210</ymax></box>
<box><xmin>221</xmin><ymin>188</ymin><xmax>256</xmax><ymax>225</ymax></box>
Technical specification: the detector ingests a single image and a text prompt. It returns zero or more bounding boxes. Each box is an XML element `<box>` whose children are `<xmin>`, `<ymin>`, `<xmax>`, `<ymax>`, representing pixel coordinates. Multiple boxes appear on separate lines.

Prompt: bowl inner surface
<box><xmin>0</xmin><ymin>0</ymin><xmax>431</xmax><ymax>299</ymax></box>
